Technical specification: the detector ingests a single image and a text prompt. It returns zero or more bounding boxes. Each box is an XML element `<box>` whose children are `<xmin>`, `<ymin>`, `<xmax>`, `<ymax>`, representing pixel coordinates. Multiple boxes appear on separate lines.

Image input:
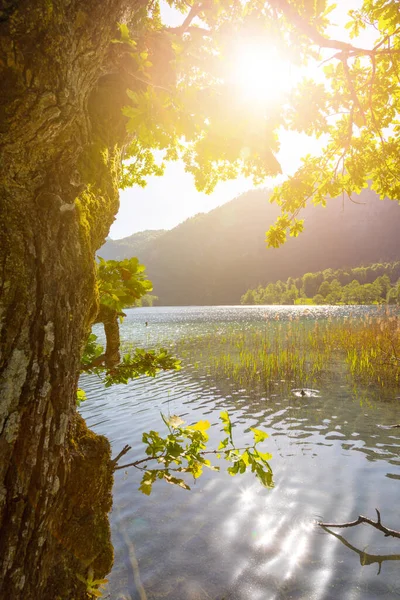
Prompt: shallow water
<box><xmin>80</xmin><ymin>306</ymin><xmax>400</xmax><ymax>600</ymax></box>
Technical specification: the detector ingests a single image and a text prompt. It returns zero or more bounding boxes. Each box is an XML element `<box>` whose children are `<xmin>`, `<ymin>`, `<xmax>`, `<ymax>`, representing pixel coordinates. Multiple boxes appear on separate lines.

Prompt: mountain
<box><xmin>99</xmin><ymin>188</ymin><xmax>400</xmax><ymax>305</ymax></box>
<box><xmin>98</xmin><ymin>229</ymin><xmax>165</xmax><ymax>261</ymax></box>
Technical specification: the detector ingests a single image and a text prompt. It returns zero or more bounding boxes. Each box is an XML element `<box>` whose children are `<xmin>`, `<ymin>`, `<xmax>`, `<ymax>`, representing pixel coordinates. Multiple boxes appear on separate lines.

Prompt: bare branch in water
<box><xmin>318</xmin><ymin>509</ymin><xmax>400</xmax><ymax>539</ymax></box>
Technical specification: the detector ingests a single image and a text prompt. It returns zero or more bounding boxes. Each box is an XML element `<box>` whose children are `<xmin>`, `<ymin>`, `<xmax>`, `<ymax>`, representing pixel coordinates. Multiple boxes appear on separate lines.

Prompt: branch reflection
<box><xmin>320</xmin><ymin>526</ymin><xmax>400</xmax><ymax>575</ymax></box>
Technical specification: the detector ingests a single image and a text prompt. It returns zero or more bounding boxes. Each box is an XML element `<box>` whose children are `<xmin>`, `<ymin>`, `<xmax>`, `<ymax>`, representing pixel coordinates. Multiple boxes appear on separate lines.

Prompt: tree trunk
<box><xmin>0</xmin><ymin>1</ymin><xmax>142</xmax><ymax>597</ymax></box>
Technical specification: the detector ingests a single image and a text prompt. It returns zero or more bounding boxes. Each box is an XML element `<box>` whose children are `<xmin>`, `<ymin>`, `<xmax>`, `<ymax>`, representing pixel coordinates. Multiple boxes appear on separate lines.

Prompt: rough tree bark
<box><xmin>0</xmin><ymin>1</ymin><xmax>144</xmax><ymax>597</ymax></box>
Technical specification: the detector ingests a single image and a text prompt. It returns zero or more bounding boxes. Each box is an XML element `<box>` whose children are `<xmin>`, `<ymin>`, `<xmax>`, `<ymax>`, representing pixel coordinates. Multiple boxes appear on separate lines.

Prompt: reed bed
<box><xmin>327</xmin><ymin>311</ymin><xmax>400</xmax><ymax>387</ymax></box>
<box><xmin>175</xmin><ymin>310</ymin><xmax>400</xmax><ymax>391</ymax></box>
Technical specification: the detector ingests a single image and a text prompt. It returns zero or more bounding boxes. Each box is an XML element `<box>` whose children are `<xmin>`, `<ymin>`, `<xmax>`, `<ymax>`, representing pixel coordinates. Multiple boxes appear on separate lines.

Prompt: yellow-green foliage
<box><xmin>328</xmin><ymin>311</ymin><xmax>400</xmax><ymax>387</ymax></box>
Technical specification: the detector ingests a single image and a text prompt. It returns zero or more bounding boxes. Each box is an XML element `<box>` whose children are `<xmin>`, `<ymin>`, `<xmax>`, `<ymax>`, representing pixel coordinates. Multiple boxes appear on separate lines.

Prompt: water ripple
<box><xmin>80</xmin><ymin>306</ymin><xmax>400</xmax><ymax>600</ymax></box>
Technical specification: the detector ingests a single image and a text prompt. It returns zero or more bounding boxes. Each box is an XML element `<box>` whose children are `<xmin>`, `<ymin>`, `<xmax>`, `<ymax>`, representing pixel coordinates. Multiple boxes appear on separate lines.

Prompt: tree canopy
<box><xmin>114</xmin><ymin>0</ymin><xmax>400</xmax><ymax>247</ymax></box>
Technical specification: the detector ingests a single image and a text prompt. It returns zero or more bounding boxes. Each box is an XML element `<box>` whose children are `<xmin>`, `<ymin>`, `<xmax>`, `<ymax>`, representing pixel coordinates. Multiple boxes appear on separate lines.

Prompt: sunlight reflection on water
<box><xmin>80</xmin><ymin>306</ymin><xmax>400</xmax><ymax>600</ymax></box>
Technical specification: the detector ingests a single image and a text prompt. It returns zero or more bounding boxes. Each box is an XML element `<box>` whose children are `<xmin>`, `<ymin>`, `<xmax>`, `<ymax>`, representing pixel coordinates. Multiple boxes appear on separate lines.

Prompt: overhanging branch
<box><xmin>166</xmin><ymin>2</ymin><xmax>210</xmax><ymax>36</ymax></box>
<box><xmin>270</xmin><ymin>0</ymin><xmax>400</xmax><ymax>58</ymax></box>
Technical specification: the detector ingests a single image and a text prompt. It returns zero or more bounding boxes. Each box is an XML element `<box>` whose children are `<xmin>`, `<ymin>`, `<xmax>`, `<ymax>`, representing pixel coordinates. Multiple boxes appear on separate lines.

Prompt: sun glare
<box><xmin>230</xmin><ymin>41</ymin><xmax>295</xmax><ymax>106</ymax></box>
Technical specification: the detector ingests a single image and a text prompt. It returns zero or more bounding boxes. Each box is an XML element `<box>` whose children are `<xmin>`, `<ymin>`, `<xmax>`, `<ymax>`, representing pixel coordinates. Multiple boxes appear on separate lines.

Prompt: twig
<box><xmin>269</xmin><ymin>0</ymin><xmax>400</xmax><ymax>58</ymax></box>
<box><xmin>115</xmin><ymin>455</ymin><xmax>159</xmax><ymax>471</ymax></box>
<box><xmin>166</xmin><ymin>3</ymin><xmax>208</xmax><ymax>36</ymax></box>
<box><xmin>111</xmin><ymin>444</ymin><xmax>132</xmax><ymax>467</ymax></box>
<box><xmin>114</xmin><ymin>446</ymin><xmax>253</xmax><ymax>471</ymax></box>
<box><xmin>318</xmin><ymin>509</ymin><xmax>400</xmax><ymax>539</ymax></box>
<box><xmin>347</xmin><ymin>193</ymin><xmax>366</xmax><ymax>205</ymax></box>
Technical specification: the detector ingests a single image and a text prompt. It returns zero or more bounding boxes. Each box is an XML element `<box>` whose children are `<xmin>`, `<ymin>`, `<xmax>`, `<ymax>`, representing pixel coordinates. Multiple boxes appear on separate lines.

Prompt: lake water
<box><xmin>79</xmin><ymin>306</ymin><xmax>400</xmax><ymax>600</ymax></box>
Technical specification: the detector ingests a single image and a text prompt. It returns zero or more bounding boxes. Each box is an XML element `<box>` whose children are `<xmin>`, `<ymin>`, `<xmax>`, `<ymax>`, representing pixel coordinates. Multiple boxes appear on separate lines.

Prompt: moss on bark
<box><xmin>45</xmin><ymin>415</ymin><xmax>114</xmax><ymax>599</ymax></box>
<box><xmin>0</xmin><ymin>1</ymin><xmax>146</xmax><ymax>598</ymax></box>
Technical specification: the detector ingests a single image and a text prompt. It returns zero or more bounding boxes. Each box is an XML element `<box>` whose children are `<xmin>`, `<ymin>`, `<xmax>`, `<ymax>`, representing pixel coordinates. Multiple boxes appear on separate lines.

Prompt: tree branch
<box><xmin>114</xmin><ymin>446</ymin><xmax>252</xmax><ymax>471</ymax></box>
<box><xmin>111</xmin><ymin>444</ymin><xmax>132</xmax><ymax>467</ymax></box>
<box><xmin>166</xmin><ymin>3</ymin><xmax>210</xmax><ymax>36</ymax></box>
<box><xmin>270</xmin><ymin>0</ymin><xmax>400</xmax><ymax>57</ymax></box>
<box><xmin>318</xmin><ymin>509</ymin><xmax>400</xmax><ymax>539</ymax></box>
<box><xmin>93</xmin><ymin>305</ymin><xmax>122</xmax><ymax>368</ymax></box>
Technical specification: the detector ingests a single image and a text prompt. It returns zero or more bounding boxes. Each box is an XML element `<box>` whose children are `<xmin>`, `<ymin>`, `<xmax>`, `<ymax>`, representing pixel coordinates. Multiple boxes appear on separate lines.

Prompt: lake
<box><xmin>79</xmin><ymin>306</ymin><xmax>400</xmax><ymax>600</ymax></box>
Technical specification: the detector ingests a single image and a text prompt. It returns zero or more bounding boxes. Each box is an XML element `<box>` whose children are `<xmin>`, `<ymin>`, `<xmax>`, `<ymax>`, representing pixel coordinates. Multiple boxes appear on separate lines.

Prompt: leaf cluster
<box><xmin>81</xmin><ymin>333</ymin><xmax>104</xmax><ymax>367</ymax></box>
<box><xmin>117</xmin><ymin>4</ymin><xmax>293</xmax><ymax>194</ymax></box>
<box><xmin>112</xmin><ymin>2</ymin><xmax>400</xmax><ymax>244</ymax></box>
<box><xmin>136</xmin><ymin>411</ymin><xmax>273</xmax><ymax>495</ymax></box>
<box><xmin>76</xmin><ymin>568</ymin><xmax>108</xmax><ymax>598</ymax></box>
<box><xmin>80</xmin><ymin>257</ymin><xmax>180</xmax><ymax>389</ymax></box>
<box><xmin>266</xmin><ymin>1</ymin><xmax>400</xmax><ymax>245</ymax></box>
<box><xmin>97</xmin><ymin>256</ymin><xmax>152</xmax><ymax>314</ymax></box>
<box><xmin>81</xmin><ymin>336</ymin><xmax>181</xmax><ymax>387</ymax></box>
<box><xmin>103</xmin><ymin>348</ymin><xmax>181</xmax><ymax>387</ymax></box>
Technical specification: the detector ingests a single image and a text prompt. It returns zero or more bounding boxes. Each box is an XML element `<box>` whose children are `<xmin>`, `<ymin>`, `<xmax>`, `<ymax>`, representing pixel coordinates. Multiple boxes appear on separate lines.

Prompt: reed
<box><xmin>327</xmin><ymin>310</ymin><xmax>400</xmax><ymax>387</ymax></box>
<box><xmin>174</xmin><ymin>309</ymin><xmax>400</xmax><ymax>391</ymax></box>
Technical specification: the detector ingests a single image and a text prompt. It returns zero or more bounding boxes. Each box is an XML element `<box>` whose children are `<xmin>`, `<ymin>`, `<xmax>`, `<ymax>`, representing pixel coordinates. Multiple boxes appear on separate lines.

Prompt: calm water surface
<box><xmin>80</xmin><ymin>306</ymin><xmax>400</xmax><ymax>600</ymax></box>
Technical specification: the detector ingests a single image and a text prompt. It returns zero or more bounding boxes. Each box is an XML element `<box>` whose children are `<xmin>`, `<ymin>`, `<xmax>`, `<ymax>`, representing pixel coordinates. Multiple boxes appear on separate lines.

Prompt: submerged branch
<box><xmin>318</xmin><ymin>509</ymin><xmax>400</xmax><ymax>539</ymax></box>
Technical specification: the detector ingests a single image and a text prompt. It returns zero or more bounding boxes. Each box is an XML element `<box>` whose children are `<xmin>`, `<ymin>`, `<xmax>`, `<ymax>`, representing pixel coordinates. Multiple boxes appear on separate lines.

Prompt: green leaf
<box><xmin>187</xmin><ymin>420</ymin><xmax>210</xmax><ymax>433</ymax></box>
<box><xmin>254</xmin><ymin>464</ymin><xmax>274</xmax><ymax>488</ymax></box>
<box><xmin>118</xmin><ymin>22</ymin><xmax>130</xmax><ymax>42</ymax></box>
<box><xmin>165</xmin><ymin>415</ymin><xmax>185</xmax><ymax>429</ymax></box>
<box><xmin>76</xmin><ymin>388</ymin><xmax>87</xmax><ymax>406</ymax></box>
<box><xmin>255</xmin><ymin>450</ymin><xmax>273</xmax><ymax>462</ymax></box>
<box><xmin>139</xmin><ymin>471</ymin><xmax>157</xmax><ymax>495</ymax></box>
<box><xmin>227</xmin><ymin>463</ymin><xmax>239</xmax><ymax>476</ymax></box>
<box><xmin>217</xmin><ymin>437</ymin><xmax>229</xmax><ymax>450</ymax></box>
<box><xmin>163</xmin><ymin>474</ymin><xmax>191</xmax><ymax>490</ymax></box>
<box><xmin>250</xmin><ymin>428</ymin><xmax>269</xmax><ymax>444</ymax></box>
<box><xmin>188</xmin><ymin>461</ymin><xmax>203</xmax><ymax>478</ymax></box>
<box><xmin>241</xmin><ymin>450</ymin><xmax>250</xmax><ymax>466</ymax></box>
<box><xmin>220</xmin><ymin>411</ymin><xmax>233</xmax><ymax>440</ymax></box>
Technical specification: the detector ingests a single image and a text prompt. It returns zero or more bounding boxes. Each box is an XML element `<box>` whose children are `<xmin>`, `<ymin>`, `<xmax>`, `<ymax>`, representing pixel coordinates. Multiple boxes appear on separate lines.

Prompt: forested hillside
<box><xmin>241</xmin><ymin>261</ymin><xmax>400</xmax><ymax>305</ymax></box>
<box><xmin>100</xmin><ymin>188</ymin><xmax>400</xmax><ymax>305</ymax></box>
<box><xmin>99</xmin><ymin>230</ymin><xmax>165</xmax><ymax>261</ymax></box>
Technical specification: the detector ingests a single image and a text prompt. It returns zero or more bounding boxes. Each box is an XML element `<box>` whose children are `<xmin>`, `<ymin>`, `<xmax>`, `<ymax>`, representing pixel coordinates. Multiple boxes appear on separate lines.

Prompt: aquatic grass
<box><xmin>119</xmin><ymin>309</ymin><xmax>400</xmax><ymax>391</ymax></box>
<box><xmin>326</xmin><ymin>309</ymin><xmax>400</xmax><ymax>387</ymax></box>
<box><xmin>175</xmin><ymin>319</ymin><xmax>331</xmax><ymax>392</ymax></box>
<box><xmin>174</xmin><ymin>309</ymin><xmax>400</xmax><ymax>392</ymax></box>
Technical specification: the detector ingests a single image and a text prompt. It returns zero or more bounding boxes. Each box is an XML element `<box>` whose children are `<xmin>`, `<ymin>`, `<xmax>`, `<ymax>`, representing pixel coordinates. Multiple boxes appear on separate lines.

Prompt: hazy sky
<box><xmin>109</xmin><ymin>0</ymin><xmax>368</xmax><ymax>240</ymax></box>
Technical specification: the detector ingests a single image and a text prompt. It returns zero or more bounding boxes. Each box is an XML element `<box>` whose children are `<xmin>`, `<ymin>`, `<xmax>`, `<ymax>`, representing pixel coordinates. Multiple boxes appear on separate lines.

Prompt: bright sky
<box><xmin>109</xmin><ymin>0</ymin><xmax>369</xmax><ymax>240</ymax></box>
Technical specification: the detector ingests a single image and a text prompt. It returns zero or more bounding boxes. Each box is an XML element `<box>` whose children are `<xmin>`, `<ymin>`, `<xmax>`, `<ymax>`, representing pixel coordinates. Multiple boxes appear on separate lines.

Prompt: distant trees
<box><xmin>302</xmin><ymin>272</ymin><xmax>323</xmax><ymax>298</ymax></box>
<box><xmin>241</xmin><ymin>261</ymin><xmax>400</xmax><ymax>305</ymax></box>
<box><xmin>324</xmin><ymin>280</ymin><xmax>342</xmax><ymax>304</ymax></box>
<box><xmin>137</xmin><ymin>294</ymin><xmax>159</xmax><ymax>307</ymax></box>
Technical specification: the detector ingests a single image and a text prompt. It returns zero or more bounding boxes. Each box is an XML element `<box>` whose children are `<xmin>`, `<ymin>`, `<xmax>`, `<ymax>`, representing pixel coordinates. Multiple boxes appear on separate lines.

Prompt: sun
<box><xmin>229</xmin><ymin>40</ymin><xmax>295</xmax><ymax>107</ymax></box>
